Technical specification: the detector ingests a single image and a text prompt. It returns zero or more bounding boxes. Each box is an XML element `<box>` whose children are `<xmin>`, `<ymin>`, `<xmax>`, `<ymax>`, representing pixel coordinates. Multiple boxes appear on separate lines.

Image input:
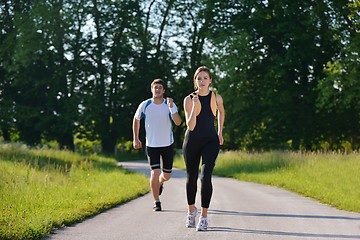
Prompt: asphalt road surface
<box><xmin>44</xmin><ymin>160</ymin><xmax>360</xmax><ymax>240</ymax></box>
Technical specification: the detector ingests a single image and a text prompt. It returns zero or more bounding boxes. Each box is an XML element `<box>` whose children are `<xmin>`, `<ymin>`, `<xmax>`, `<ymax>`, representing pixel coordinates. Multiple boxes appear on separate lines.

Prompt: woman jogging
<box><xmin>182</xmin><ymin>66</ymin><xmax>225</xmax><ymax>231</ymax></box>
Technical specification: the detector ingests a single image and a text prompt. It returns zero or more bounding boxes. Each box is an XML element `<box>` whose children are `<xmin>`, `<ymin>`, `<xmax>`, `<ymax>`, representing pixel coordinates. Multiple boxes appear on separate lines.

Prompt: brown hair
<box><xmin>193</xmin><ymin>66</ymin><xmax>212</xmax><ymax>90</ymax></box>
<box><xmin>151</xmin><ymin>78</ymin><xmax>166</xmax><ymax>90</ymax></box>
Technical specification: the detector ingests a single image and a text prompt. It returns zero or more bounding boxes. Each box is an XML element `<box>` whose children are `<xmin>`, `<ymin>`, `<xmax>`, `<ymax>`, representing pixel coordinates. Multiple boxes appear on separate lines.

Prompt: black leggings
<box><xmin>182</xmin><ymin>134</ymin><xmax>220</xmax><ymax>208</ymax></box>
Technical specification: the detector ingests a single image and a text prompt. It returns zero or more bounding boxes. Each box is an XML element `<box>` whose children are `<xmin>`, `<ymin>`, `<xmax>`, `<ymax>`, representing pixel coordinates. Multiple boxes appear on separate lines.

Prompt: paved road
<box><xmin>45</xmin><ymin>160</ymin><xmax>360</xmax><ymax>240</ymax></box>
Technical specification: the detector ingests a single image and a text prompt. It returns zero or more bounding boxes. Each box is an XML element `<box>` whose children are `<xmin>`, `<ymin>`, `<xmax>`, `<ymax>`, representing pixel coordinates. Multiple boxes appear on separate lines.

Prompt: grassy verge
<box><xmin>174</xmin><ymin>151</ymin><xmax>360</xmax><ymax>213</ymax></box>
<box><xmin>0</xmin><ymin>144</ymin><xmax>149</xmax><ymax>240</ymax></box>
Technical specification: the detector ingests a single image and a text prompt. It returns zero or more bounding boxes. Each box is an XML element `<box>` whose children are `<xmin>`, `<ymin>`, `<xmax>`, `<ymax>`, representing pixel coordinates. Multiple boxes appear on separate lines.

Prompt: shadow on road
<box><xmin>207</xmin><ymin>226</ymin><xmax>360</xmax><ymax>239</ymax></box>
<box><xmin>209</xmin><ymin>209</ymin><xmax>360</xmax><ymax>221</ymax></box>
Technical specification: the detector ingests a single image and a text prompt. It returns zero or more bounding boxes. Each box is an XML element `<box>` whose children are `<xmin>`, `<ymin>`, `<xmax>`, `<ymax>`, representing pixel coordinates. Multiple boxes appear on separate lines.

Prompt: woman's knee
<box><xmin>187</xmin><ymin>172</ymin><xmax>198</xmax><ymax>185</ymax></box>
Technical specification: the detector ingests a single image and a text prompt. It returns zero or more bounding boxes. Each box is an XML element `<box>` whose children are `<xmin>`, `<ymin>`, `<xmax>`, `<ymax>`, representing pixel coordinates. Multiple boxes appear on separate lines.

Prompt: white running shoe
<box><xmin>185</xmin><ymin>207</ymin><xmax>197</xmax><ymax>228</ymax></box>
<box><xmin>196</xmin><ymin>216</ymin><xmax>208</xmax><ymax>231</ymax></box>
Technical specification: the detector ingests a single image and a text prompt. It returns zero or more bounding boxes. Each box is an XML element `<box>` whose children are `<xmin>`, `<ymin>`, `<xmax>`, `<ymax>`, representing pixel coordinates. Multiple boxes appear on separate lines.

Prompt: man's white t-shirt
<box><xmin>134</xmin><ymin>98</ymin><xmax>178</xmax><ymax>147</ymax></box>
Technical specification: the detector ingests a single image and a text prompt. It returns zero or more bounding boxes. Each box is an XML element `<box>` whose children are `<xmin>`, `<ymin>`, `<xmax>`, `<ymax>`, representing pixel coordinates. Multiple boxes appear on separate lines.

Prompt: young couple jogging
<box><xmin>132</xmin><ymin>66</ymin><xmax>225</xmax><ymax>231</ymax></box>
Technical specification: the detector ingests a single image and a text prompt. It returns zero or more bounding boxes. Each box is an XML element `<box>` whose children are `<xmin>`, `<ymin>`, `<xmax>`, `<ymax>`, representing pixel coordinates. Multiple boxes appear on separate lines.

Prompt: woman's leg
<box><xmin>199</xmin><ymin>138</ymin><xmax>220</xmax><ymax>216</ymax></box>
<box><xmin>183</xmin><ymin>137</ymin><xmax>201</xmax><ymax>208</ymax></box>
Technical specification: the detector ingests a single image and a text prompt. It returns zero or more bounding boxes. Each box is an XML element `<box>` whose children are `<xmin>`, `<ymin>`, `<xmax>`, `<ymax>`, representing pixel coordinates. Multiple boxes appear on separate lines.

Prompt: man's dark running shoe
<box><xmin>159</xmin><ymin>183</ymin><xmax>164</xmax><ymax>196</ymax></box>
<box><xmin>153</xmin><ymin>201</ymin><xmax>162</xmax><ymax>211</ymax></box>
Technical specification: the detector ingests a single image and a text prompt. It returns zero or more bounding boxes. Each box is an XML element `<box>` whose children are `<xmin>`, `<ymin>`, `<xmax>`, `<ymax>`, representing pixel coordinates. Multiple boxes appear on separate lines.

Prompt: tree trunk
<box><xmin>1</xmin><ymin>128</ymin><xmax>11</xmax><ymax>142</ymax></box>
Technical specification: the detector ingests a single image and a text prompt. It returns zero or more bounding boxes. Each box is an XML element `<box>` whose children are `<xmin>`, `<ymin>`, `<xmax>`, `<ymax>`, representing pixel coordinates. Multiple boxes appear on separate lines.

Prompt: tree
<box><xmin>7</xmin><ymin>1</ymin><xmax>53</xmax><ymax>145</ymax></box>
<box><xmin>316</xmin><ymin>0</ymin><xmax>360</xmax><ymax>149</ymax></box>
<box><xmin>1</xmin><ymin>0</ymin><xmax>357</xmax><ymax>151</ymax></box>
<box><xmin>0</xmin><ymin>0</ymin><xmax>21</xmax><ymax>141</ymax></box>
<box><xmin>208</xmin><ymin>0</ymin><xmax>342</xmax><ymax>150</ymax></box>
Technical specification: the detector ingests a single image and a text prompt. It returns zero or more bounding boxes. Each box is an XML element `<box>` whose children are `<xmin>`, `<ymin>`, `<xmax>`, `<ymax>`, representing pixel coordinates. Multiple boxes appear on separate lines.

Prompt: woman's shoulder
<box><xmin>213</xmin><ymin>92</ymin><xmax>222</xmax><ymax>100</ymax></box>
<box><xmin>210</xmin><ymin>91</ymin><xmax>223</xmax><ymax>108</ymax></box>
<box><xmin>183</xmin><ymin>94</ymin><xmax>191</xmax><ymax>103</ymax></box>
<box><xmin>184</xmin><ymin>92</ymin><xmax>196</xmax><ymax>100</ymax></box>
<box><xmin>210</xmin><ymin>91</ymin><xmax>222</xmax><ymax>99</ymax></box>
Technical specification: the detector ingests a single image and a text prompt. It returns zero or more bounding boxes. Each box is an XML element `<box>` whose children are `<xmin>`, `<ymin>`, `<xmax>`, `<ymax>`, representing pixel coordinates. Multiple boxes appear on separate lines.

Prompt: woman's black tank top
<box><xmin>190</xmin><ymin>91</ymin><xmax>217</xmax><ymax>138</ymax></box>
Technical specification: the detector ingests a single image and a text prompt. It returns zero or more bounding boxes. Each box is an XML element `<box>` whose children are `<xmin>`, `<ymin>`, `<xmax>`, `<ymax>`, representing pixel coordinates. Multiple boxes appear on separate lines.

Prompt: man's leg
<box><xmin>159</xmin><ymin>172</ymin><xmax>171</xmax><ymax>183</ymax></box>
<box><xmin>158</xmin><ymin>144</ymin><xmax>174</xmax><ymax>193</ymax></box>
<box><xmin>146</xmin><ymin>146</ymin><xmax>162</xmax><ymax>210</ymax></box>
<box><xmin>150</xmin><ymin>169</ymin><xmax>161</xmax><ymax>201</ymax></box>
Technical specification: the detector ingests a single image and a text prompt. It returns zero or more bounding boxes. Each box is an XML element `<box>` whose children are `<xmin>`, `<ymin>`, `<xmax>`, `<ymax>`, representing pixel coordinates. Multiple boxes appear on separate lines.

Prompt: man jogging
<box><xmin>133</xmin><ymin>79</ymin><xmax>182</xmax><ymax>211</ymax></box>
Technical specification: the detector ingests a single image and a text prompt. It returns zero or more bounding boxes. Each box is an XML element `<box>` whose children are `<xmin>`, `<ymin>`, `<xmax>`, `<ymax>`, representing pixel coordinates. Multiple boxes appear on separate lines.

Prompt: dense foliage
<box><xmin>0</xmin><ymin>0</ymin><xmax>359</xmax><ymax>151</ymax></box>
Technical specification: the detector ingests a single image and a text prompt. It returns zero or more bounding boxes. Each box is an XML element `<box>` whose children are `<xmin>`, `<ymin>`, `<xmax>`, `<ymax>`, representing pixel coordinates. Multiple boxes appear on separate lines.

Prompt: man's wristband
<box><xmin>170</xmin><ymin>107</ymin><xmax>177</xmax><ymax>114</ymax></box>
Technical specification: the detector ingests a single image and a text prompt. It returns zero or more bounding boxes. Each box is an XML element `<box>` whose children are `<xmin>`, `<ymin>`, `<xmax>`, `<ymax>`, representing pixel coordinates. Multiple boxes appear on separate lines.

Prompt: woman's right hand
<box><xmin>192</xmin><ymin>93</ymin><xmax>199</xmax><ymax>106</ymax></box>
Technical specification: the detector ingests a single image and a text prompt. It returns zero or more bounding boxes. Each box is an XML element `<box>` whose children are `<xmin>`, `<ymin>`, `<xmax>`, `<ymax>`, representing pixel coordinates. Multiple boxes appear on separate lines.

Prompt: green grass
<box><xmin>174</xmin><ymin>150</ymin><xmax>360</xmax><ymax>213</ymax></box>
<box><xmin>0</xmin><ymin>144</ymin><xmax>149</xmax><ymax>240</ymax></box>
<box><xmin>2</xmin><ymin>145</ymin><xmax>359</xmax><ymax>239</ymax></box>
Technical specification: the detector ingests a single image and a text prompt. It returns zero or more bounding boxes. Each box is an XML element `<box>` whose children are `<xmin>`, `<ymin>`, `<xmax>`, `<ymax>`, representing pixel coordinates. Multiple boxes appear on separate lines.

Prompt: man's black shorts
<box><xmin>146</xmin><ymin>144</ymin><xmax>174</xmax><ymax>173</ymax></box>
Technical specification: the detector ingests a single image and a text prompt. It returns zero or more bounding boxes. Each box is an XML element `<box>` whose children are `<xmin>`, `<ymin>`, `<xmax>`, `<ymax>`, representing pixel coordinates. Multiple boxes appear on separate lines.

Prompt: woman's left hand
<box><xmin>218</xmin><ymin>134</ymin><xmax>224</xmax><ymax>145</ymax></box>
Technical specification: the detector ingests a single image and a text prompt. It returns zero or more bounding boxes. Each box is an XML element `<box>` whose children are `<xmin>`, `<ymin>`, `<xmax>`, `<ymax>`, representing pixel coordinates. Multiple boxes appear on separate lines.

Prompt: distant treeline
<box><xmin>0</xmin><ymin>0</ymin><xmax>359</xmax><ymax>151</ymax></box>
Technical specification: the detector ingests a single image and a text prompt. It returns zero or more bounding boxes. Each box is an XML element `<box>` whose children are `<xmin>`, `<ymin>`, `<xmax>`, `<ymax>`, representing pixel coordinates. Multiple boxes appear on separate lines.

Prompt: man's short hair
<box><xmin>151</xmin><ymin>79</ymin><xmax>166</xmax><ymax>90</ymax></box>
